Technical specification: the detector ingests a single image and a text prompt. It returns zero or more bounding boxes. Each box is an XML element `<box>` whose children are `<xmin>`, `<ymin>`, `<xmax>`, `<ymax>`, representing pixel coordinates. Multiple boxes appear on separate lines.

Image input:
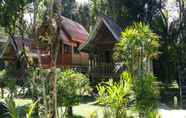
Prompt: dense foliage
<box><xmin>0</xmin><ymin>0</ymin><xmax>27</xmax><ymax>34</ymax></box>
<box><xmin>90</xmin><ymin>0</ymin><xmax>161</xmax><ymax>28</ymax></box>
<box><xmin>56</xmin><ymin>70</ymin><xmax>90</xmax><ymax>117</ymax></box>
<box><xmin>114</xmin><ymin>23</ymin><xmax>159</xmax><ymax>76</ymax></box>
<box><xmin>56</xmin><ymin>70</ymin><xmax>90</xmax><ymax>106</ymax></box>
<box><xmin>113</xmin><ymin>23</ymin><xmax>160</xmax><ymax>117</ymax></box>
<box><xmin>97</xmin><ymin>72</ymin><xmax>134</xmax><ymax>118</ymax></box>
<box><xmin>134</xmin><ymin>74</ymin><xmax>160</xmax><ymax>117</ymax></box>
<box><xmin>0</xmin><ymin>97</ymin><xmax>37</xmax><ymax>118</ymax></box>
<box><xmin>0</xmin><ymin>0</ymin><xmax>186</xmax><ymax>117</ymax></box>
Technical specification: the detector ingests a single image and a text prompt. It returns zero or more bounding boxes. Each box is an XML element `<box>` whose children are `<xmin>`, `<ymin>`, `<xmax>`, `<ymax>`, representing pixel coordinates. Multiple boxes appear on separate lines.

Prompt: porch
<box><xmin>60</xmin><ymin>63</ymin><xmax>120</xmax><ymax>79</ymax></box>
<box><xmin>89</xmin><ymin>63</ymin><xmax>119</xmax><ymax>79</ymax></box>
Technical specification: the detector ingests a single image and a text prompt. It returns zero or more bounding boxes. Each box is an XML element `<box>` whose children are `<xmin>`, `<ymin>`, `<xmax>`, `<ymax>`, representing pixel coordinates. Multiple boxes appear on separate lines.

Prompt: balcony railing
<box><xmin>60</xmin><ymin>63</ymin><xmax>123</xmax><ymax>78</ymax></box>
<box><xmin>90</xmin><ymin>63</ymin><xmax>121</xmax><ymax>78</ymax></box>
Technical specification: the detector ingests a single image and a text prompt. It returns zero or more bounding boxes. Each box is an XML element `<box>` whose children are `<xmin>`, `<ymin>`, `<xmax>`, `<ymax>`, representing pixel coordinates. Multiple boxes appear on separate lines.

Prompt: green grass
<box><xmin>73</xmin><ymin>102</ymin><xmax>104</xmax><ymax>118</ymax></box>
<box><xmin>0</xmin><ymin>97</ymin><xmax>139</xmax><ymax>118</ymax></box>
<box><xmin>1</xmin><ymin>98</ymin><xmax>104</xmax><ymax>118</ymax></box>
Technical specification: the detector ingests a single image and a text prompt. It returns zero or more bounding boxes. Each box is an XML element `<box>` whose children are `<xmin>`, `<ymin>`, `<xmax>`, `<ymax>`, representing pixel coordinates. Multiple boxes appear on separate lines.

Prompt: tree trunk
<box><xmin>42</xmin><ymin>76</ymin><xmax>48</xmax><ymax>118</ymax></box>
<box><xmin>1</xmin><ymin>88</ymin><xmax>4</xmax><ymax>99</ymax></box>
<box><xmin>50</xmin><ymin>67</ymin><xmax>57</xmax><ymax>118</ymax></box>
<box><xmin>65</xmin><ymin>106</ymin><xmax>73</xmax><ymax>118</ymax></box>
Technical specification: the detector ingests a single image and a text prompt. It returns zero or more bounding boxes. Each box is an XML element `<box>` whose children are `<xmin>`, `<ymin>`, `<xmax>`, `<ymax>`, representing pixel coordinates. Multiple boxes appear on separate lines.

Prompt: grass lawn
<box><xmin>1</xmin><ymin>98</ymin><xmax>186</xmax><ymax>118</ymax></box>
<box><xmin>1</xmin><ymin>97</ymin><xmax>104</xmax><ymax>118</ymax></box>
<box><xmin>73</xmin><ymin>101</ymin><xmax>104</xmax><ymax>118</ymax></box>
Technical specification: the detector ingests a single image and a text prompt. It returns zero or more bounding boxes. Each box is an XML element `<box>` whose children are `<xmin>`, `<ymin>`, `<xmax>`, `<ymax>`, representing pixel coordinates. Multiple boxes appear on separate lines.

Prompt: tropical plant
<box><xmin>0</xmin><ymin>101</ymin><xmax>10</xmax><ymax>118</ymax></box>
<box><xmin>0</xmin><ymin>69</ymin><xmax>7</xmax><ymax>98</ymax></box>
<box><xmin>27</xmin><ymin>68</ymin><xmax>51</xmax><ymax>118</ymax></box>
<box><xmin>114</xmin><ymin>22</ymin><xmax>160</xmax><ymax>78</ymax></box>
<box><xmin>0</xmin><ymin>97</ymin><xmax>38</xmax><ymax>118</ymax></box>
<box><xmin>5</xmin><ymin>61</ymin><xmax>22</xmax><ymax>98</ymax></box>
<box><xmin>134</xmin><ymin>74</ymin><xmax>160</xmax><ymax>118</ymax></box>
<box><xmin>150</xmin><ymin>0</ymin><xmax>186</xmax><ymax>84</ymax></box>
<box><xmin>114</xmin><ymin>23</ymin><xmax>160</xmax><ymax>117</ymax></box>
<box><xmin>97</xmin><ymin>72</ymin><xmax>134</xmax><ymax>118</ymax></box>
<box><xmin>56</xmin><ymin>69</ymin><xmax>91</xmax><ymax>118</ymax></box>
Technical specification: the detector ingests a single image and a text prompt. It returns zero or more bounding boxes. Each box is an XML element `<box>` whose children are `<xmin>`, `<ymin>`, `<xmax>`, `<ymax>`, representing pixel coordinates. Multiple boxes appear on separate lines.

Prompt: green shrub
<box><xmin>1</xmin><ymin>97</ymin><xmax>37</xmax><ymax>118</ymax></box>
<box><xmin>113</xmin><ymin>22</ymin><xmax>160</xmax><ymax>118</ymax></box>
<box><xmin>56</xmin><ymin>69</ymin><xmax>91</xmax><ymax>117</ymax></box>
<box><xmin>134</xmin><ymin>74</ymin><xmax>160</xmax><ymax>117</ymax></box>
<box><xmin>114</xmin><ymin>22</ymin><xmax>160</xmax><ymax>78</ymax></box>
<box><xmin>97</xmin><ymin>72</ymin><xmax>134</xmax><ymax>118</ymax></box>
<box><xmin>148</xmin><ymin>111</ymin><xmax>161</xmax><ymax>118</ymax></box>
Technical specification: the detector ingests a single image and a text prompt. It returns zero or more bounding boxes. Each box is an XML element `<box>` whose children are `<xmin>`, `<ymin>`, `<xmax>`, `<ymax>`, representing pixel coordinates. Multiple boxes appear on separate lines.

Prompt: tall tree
<box><xmin>61</xmin><ymin>0</ymin><xmax>91</xmax><ymax>30</ymax></box>
<box><xmin>90</xmin><ymin>0</ymin><xmax>161</xmax><ymax>28</ymax></box>
<box><xmin>36</xmin><ymin>0</ymin><xmax>62</xmax><ymax>117</ymax></box>
<box><xmin>149</xmin><ymin>0</ymin><xmax>186</xmax><ymax>84</ymax></box>
<box><xmin>90</xmin><ymin>0</ymin><xmax>186</xmax><ymax>84</ymax></box>
<box><xmin>61</xmin><ymin>0</ymin><xmax>76</xmax><ymax>19</ymax></box>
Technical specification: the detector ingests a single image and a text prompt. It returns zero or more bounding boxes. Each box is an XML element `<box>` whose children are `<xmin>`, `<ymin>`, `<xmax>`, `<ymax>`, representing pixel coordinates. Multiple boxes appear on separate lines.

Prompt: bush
<box><xmin>113</xmin><ymin>22</ymin><xmax>160</xmax><ymax>118</ymax></box>
<box><xmin>134</xmin><ymin>73</ymin><xmax>160</xmax><ymax>117</ymax></box>
<box><xmin>56</xmin><ymin>69</ymin><xmax>91</xmax><ymax>117</ymax></box>
<box><xmin>97</xmin><ymin>72</ymin><xmax>134</xmax><ymax>118</ymax></box>
<box><xmin>0</xmin><ymin>97</ymin><xmax>37</xmax><ymax>118</ymax></box>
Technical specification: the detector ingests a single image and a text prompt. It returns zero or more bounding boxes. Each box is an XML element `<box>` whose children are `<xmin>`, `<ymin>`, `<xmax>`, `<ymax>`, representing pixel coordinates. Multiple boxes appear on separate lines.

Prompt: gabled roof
<box><xmin>37</xmin><ymin>16</ymin><xmax>88</xmax><ymax>45</ymax></box>
<box><xmin>10</xmin><ymin>37</ymin><xmax>32</xmax><ymax>52</ymax></box>
<box><xmin>61</xmin><ymin>16</ymin><xmax>89</xmax><ymax>43</ymax></box>
<box><xmin>79</xmin><ymin>16</ymin><xmax>122</xmax><ymax>52</ymax></box>
<box><xmin>102</xmin><ymin>16</ymin><xmax>122</xmax><ymax>41</ymax></box>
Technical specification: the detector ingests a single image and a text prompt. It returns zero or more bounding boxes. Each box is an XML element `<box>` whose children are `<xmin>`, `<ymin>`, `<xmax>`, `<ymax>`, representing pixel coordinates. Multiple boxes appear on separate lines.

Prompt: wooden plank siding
<box><xmin>35</xmin><ymin>46</ymin><xmax>89</xmax><ymax>69</ymax></box>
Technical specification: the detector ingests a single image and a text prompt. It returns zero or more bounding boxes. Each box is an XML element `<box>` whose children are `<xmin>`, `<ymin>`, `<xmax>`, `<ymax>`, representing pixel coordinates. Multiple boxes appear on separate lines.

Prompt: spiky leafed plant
<box><xmin>97</xmin><ymin>72</ymin><xmax>134</xmax><ymax>118</ymax></box>
<box><xmin>0</xmin><ymin>97</ymin><xmax>37</xmax><ymax>118</ymax></box>
<box><xmin>114</xmin><ymin>22</ymin><xmax>160</xmax><ymax>78</ymax></box>
<box><xmin>114</xmin><ymin>23</ymin><xmax>160</xmax><ymax>117</ymax></box>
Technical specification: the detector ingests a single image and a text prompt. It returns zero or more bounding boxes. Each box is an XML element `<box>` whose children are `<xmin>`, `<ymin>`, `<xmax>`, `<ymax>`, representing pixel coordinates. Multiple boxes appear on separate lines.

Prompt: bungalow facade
<box><xmin>1</xmin><ymin>16</ymin><xmax>89</xmax><ymax>71</ymax></box>
<box><xmin>79</xmin><ymin>16</ymin><xmax>123</xmax><ymax>81</ymax></box>
<box><xmin>32</xmin><ymin>16</ymin><xmax>89</xmax><ymax>69</ymax></box>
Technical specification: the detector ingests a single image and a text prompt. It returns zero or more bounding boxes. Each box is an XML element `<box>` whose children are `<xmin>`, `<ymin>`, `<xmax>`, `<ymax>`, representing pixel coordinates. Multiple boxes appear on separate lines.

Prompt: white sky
<box><xmin>24</xmin><ymin>0</ymin><xmax>179</xmax><ymax>25</ymax></box>
<box><xmin>76</xmin><ymin>0</ymin><xmax>89</xmax><ymax>4</ymax></box>
<box><xmin>166</xmin><ymin>0</ymin><xmax>179</xmax><ymax>24</ymax></box>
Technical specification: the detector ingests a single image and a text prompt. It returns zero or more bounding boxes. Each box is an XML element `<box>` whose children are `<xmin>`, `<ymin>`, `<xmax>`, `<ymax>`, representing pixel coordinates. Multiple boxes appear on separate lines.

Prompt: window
<box><xmin>74</xmin><ymin>43</ymin><xmax>80</xmax><ymax>54</ymax></box>
<box><xmin>74</xmin><ymin>46</ymin><xmax>79</xmax><ymax>54</ymax></box>
<box><xmin>64</xmin><ymin>44</ymin><xmax>71</xmax><ymax>54</ymax></box>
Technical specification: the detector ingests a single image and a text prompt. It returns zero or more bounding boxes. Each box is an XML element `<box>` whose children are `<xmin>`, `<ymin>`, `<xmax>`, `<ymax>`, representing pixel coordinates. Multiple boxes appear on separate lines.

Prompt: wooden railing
<box><xmin>60</xmin><ymin>63</ymin><xmax>121</xmax><ymax>78</ymax></box>
<box><xmin>91</xmin><ymin>64</ymin><xmax>114</xmax><ymax>75</ymax></box>
<box><xmin>90</xmin><ymin>63</ymin><xmax>120</xmax><ymax>78</ymax></box>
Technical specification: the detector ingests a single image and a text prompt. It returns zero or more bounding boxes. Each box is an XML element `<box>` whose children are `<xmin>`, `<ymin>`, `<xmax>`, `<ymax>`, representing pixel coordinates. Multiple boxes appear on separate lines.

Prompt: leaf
<box><xmin>27</xmin><ymin>101</ymin><xmax>38</xmax><ymax>118</ymax></box>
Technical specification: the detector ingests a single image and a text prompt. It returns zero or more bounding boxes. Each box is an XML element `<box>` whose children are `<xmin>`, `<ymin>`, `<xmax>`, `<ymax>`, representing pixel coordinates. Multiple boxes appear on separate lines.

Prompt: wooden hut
<box><xmin>1</xmin><ymin>16</ymin><xmax>89</xmax><ymax>70</ymax></box>
<box><xmin>79</xmin><ymin>16</ymin><xmax>122</xmax><ymax>80</ymax></box>
<box><xmin>32</xmin><ymin>16</ymin><xmax>89</xmax><ymax>69</ymax></box>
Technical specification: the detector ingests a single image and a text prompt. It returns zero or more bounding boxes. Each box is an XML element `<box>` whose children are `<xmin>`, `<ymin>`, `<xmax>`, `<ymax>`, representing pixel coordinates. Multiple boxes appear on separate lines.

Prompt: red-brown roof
<box><xmin>61</xmin><ymin>16</ymin><xmax>89</xmax><ymax>43</ymax></box>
